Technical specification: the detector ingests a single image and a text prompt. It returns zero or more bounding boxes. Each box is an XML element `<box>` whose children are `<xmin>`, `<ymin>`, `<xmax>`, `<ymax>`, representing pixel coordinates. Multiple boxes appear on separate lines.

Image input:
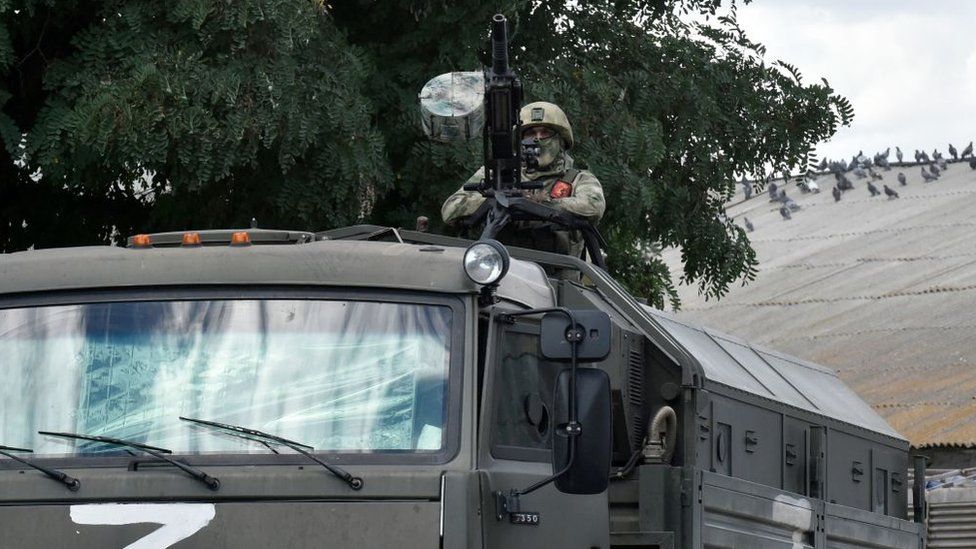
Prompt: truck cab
<box><xmin>0</xmin><ymin>225</ymin><xmax>925</xmax><ymax>548</ymax></box>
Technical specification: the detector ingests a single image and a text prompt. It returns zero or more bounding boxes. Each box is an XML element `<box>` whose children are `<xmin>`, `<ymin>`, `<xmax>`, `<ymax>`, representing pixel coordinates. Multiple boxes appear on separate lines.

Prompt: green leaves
<box><xmin>0</xmin><ymin>0</ymin><xmax>850</xmax><ymax>310</ymax></box>
<box><xmin>2</xmin><ymin>0</ymin><xmax>390</xmax><ymax>241</ymax></box>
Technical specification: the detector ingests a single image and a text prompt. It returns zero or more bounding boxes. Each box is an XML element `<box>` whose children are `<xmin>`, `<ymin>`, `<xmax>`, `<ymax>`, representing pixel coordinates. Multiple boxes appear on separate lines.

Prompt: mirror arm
<box><xmin>494</xmin><ymin>307</ymin><xmax>582</xmax><ymax>508</ymax></box>
<box><xmin>517</xmin><ymin>423</ymin><xmax>576</xmax><ymax>496</ymax></box>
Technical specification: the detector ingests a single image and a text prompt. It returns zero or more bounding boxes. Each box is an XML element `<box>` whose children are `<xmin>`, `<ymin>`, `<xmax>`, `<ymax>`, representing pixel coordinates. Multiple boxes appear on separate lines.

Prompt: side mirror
<box><xmin>552</xmin><ymin>368</ymin><xmax>611</xmax><ymax>495</ymax></box>
<box><xmin>540</xmin><ymin>310</ymin><xmax>611</xmax><ymax>362</ymax></box>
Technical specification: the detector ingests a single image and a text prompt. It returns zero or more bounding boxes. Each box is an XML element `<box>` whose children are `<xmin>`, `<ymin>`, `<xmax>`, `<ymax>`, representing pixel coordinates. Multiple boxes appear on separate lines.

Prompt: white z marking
<box><xmin>70</xmin><ymin>503</ymin><xmax>216</xmax><ymax>549</ymax></box>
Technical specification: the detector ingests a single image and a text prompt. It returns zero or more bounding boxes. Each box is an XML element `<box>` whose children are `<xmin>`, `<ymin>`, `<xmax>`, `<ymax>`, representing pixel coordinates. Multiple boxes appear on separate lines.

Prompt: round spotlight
<box><xmin>463</xmin><ymin>240</ymin><xmax>510</xmax><ymax>286</ymax></box>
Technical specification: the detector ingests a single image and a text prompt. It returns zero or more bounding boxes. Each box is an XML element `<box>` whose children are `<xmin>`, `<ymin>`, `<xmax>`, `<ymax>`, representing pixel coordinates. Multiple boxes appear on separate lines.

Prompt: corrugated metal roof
<box><xmin>643</xmin><ymin>308</ymin><xmax>903</xmax><ymax>439</ymax></box>
<box><xmin>663</xmin><ymin>160</ymin><xmax>976</xmax><ymax>446</ymax></box>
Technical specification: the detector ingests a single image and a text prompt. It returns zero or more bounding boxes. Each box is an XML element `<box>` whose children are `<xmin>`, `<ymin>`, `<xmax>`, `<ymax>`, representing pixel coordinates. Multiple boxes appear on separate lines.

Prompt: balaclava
<box><xmin>523</xmin><ymin>134</ymin><xmax>567</xmax><ymax>181</ymax></box>
<box><xmin>537</xmin><ymin>134</ymin><xmax>564</xmax><ymax>169</ymax></box>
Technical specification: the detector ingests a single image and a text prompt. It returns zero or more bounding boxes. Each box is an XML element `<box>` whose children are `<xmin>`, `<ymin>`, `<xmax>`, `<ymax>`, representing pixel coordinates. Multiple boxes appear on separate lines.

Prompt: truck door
<box><xmin>478</xmin><ymin>318</ymin><xmax>610</xmax><ymax>548</ymax></box>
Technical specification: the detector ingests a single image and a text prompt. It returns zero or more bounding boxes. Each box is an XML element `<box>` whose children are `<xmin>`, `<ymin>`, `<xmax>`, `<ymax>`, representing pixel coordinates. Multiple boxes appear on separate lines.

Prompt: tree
<box><xmin>0</xmin><ymin>0</ymin><xmax>852</xmax><ymax>309</ymax></box>
<box><xmin>0</xmin><ymin>0</ymin><xmax>389</xmax><ymax>250</ymax></box>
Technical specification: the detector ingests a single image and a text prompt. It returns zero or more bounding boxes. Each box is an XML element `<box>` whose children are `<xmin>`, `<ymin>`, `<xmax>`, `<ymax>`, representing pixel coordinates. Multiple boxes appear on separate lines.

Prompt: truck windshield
<box><xmin>0</xmin><ymin>299</ymin><xmax>452</xmax><ymax>458</ymax></box>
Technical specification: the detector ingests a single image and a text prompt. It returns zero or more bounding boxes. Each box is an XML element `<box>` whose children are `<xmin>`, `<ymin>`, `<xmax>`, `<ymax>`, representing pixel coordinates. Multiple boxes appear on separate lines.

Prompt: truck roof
<box><xmin>0</xmin><ymin>238</ymin><xmax>554</xmax><ymax>308</ymax></box>
<box><xmin>645</xmin><ymin>307</ymin><xmax>904</xmax><ymax>441</ymax></box>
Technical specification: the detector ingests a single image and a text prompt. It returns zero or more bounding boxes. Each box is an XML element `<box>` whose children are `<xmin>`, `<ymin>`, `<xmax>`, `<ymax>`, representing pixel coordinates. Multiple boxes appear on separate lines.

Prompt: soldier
<box><xmin>441</xmin><ymin>101</ymin><xmax>605</xmax><ymax>259</ymax></box>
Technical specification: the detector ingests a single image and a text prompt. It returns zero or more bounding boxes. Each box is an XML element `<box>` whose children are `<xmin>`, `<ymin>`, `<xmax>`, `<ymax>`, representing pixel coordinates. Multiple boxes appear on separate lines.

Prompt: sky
<box><xmin>734</xmin><ymin>0</ymin><xmax>976</xmax><ymax>164</ymax></box>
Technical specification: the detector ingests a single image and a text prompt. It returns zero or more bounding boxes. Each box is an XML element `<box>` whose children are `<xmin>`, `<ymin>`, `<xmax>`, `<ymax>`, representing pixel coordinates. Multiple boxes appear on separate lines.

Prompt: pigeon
<box><xmin>786</xmin><ymin>198</ymin><xmax>801</xmax><ymax>211</ymax></box>
<box><xmin>920</xmin><ymin>150</ymin><xmax>931</xmax><ymax>163</ymax></box>
<box><xmin>897</xmin><ymin>172</ymin><xmax>907</xmax><ymax>186</ymax></box>
<box><xmin>853</xmin><ymin>167</ymin><xmax>867</xmax><ymax>179</ymax></box>
<box><xmin>896</xmin><ymin>147</ymin><xmax>904</xmax><ymax>163</ymax></box>
<box><xmin>930</xmin><ymin>163</ymin><xmax>941</xmax><ymax>177</ymax></box>
<box><xmin>882</xmin><ymin>147</ymin><xmax>890</xmax><ymax>160</ymax></box>
<box><xmin>869</xmin><ymin>169</ymin><xmax>883</xmax><ymax>181</ymax></box>
<box><xmin>933</xmin><ymin>150</ymin><xmax>942</xmax><ymax>161</ymax></box>
<box><xmin>963</xmin><ymin>141</ymin><xmax>974</xmax><ymax>159</ymax></box>
<box><xmin>832</xmin><ymin>186</ymin><xmax>842</xmax><ymax>202</ymax></box>
<box><xmin>777</xmin><ymin>188</ymin><xmax>789</xmax><ymax>203</ymax></box>
<box><xmin>779</xmin><ymin>205</ymin><xmax>792</xmax><ymax>220</ymax></box>
<box><xmin>817</xmin><ymin>158</ymin><xmax>828</xmax><ymax>171</ymax></box>
<box><xmin>744</xmin><ymin>217</ymin><xmax>754</xmax><ymax>232</ymax></box>
<box><xmin>949</xmin><ymin>143</ymin><xmax>959</xmax><ymax>160</ymax></box>
<box><xmin>970</xmin><ymin>158</ymin><xmax>976</xmax><ymax>170</ymax></box>
<box><xmin>741</xmin><ymin>178</ymin><xmax>752</xmax><ymax>199</ymax></box>
<box><xmin>921</xmin><ymin>166</ymin><xmax>938</xmax><ymax>182</ymax></box>
<box><xmin>878</xmin><ymin>157</ymin><xmax>891</xmax><ymax>170</ymax></box>
<box><xmin>914</xmin><ymin>150</ymin><xmax>922</xmax><ymax>163</ymax></box>
<box><xmin>937</xmin><ymin>158</ymin><xmax>949</xmax><ymax>172</ymax></box>
<box><xmin>883</xmin><ymin>185</ymin><xmax>899</xmax><ymax>199</ymax></box>
<box><xmin>768</xmin><ymin>182</ymin><xmax>779</xmax><ymax>201</ymax></box>
<box><xmin>867</xmin><ymin>181</ymin><xmax>880</xmax><ymax>197</ymax></box>
<box><xmin>837</xmin><ymin>174</ymin><xmax>854</xmax><ymax>191</ymax></box>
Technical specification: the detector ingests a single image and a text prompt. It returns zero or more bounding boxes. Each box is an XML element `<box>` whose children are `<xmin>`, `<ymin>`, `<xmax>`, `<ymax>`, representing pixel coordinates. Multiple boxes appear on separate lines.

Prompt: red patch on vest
<box><xmin>551</xmin><ymin>180</ymin><xmax>573</xmax><ymax>199</ymax></box>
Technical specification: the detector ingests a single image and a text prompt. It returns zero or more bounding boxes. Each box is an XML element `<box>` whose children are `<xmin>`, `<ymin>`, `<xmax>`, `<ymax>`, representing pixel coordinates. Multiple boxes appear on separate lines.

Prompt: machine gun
<box><xmin>463</xmin><ymin>14</ymin><xmax>531</xmax><ymax>196</ymax></box>
<box><xmin>459</xmin><ymin>15</ymin><xmax>608</xmax><ymax>269</ymax></box>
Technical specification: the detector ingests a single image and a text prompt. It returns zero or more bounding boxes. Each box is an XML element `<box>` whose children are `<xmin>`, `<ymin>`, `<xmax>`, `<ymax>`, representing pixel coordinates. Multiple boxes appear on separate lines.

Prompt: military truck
<box><xmin>0</xmin><ymin>12</ymin><xmax>930</xmax><ymax>549</ymax></box>
<box><xmin>0</xmin><ymin>224</ymin><xmax>926</xmax><ymax>548</ymax></box>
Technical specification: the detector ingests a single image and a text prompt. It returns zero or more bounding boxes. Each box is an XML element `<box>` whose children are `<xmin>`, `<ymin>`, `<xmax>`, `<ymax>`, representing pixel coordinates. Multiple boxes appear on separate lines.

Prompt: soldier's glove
<box><xmin>520</xmin><ymin>189</ymin><xmax>551</xmax><ymax>204</ymax></box>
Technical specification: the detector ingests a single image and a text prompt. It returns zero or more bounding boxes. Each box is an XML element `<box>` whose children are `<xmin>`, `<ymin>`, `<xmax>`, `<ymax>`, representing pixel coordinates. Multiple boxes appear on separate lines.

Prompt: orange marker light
<box><xmin>230</xmin><ymin>232</ymin><xmax>251</xmax><ymax>246</ymax></box>
<box><xmin>132</xmin><ymin>234</ymin><xmax>152</xmax><ymax>248</ymax></box>
<box><xmin>182</xmin><ymin>232</ymin><xmax>202</xmax><ymax>246</ymax></box>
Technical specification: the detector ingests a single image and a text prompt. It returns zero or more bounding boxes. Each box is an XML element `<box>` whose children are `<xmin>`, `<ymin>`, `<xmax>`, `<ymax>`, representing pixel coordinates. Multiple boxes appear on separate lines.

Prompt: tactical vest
<box><xmin>494</xmin><ymin>168</ymin><xmax>585</xmax><ymax>257</ymax></box>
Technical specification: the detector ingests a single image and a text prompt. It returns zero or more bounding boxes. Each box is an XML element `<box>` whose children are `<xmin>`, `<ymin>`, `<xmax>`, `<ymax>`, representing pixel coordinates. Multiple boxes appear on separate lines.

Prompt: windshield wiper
<box><xmin>38</xmin><ymin>431</ymin><xmax>220</xmax><ymax>491</ymax></box>
<box><xmin>0</xmin><ymin>445</ymin><xmax>80</xmax><ymax>491</ymax></box>
<box><xmin>179</xmin><ymin>416</ymin><xmax>363</xmax><ymax>490</ymax></box>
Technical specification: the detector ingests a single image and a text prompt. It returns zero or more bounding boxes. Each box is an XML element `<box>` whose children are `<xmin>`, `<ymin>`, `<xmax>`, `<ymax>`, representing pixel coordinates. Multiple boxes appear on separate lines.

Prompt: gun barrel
<box><xmin>491</xmin><ymin>14</ymin><xmax>509</xmax><ymax>75</ymax></box>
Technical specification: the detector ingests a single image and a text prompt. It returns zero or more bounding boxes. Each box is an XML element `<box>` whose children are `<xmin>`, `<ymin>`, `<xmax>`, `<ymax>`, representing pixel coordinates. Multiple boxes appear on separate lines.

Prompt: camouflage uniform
<box><xmin>441</xmin><ymin>102</ymin><xmax>606</xmax><ymax>259</ymax></box>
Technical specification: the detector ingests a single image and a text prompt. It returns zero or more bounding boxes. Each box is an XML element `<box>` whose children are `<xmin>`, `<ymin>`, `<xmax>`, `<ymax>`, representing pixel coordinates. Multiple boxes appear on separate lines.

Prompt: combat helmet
<box><xmin>520</xmin><ymin>101</ymin><xmax>574</xmax><ymax>149</ymax></box>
